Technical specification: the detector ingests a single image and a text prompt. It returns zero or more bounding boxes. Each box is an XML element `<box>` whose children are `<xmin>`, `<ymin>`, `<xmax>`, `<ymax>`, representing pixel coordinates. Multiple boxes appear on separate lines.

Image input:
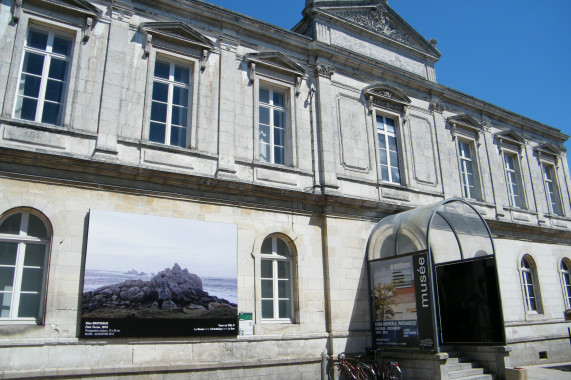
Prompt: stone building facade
<box><xmin>0</xmin><ymin>0</ymin><xmax>570</xmax><ymax>378</ymax></box>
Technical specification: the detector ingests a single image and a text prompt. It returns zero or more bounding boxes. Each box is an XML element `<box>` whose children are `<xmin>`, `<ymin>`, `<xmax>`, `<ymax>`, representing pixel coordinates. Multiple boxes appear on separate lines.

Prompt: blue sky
<box><xmin>204</xmin><ymin>0</ymin><xmax>571</xmax><ymax>168</ymax></box>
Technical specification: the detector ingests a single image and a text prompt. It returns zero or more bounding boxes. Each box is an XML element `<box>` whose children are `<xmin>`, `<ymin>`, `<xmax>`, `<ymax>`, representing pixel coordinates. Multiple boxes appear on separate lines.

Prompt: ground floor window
<box><xmin>260</xmin><ymin>235</ymin><xmax>294</xmax><ymax>321</ymax></box>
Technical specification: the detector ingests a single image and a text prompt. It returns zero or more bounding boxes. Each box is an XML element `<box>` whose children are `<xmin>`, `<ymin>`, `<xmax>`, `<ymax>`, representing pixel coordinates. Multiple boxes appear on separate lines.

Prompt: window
<box><xmin>503</xmin><ymin>152</ymin><xmax>525</xmax><ymax>208</ymax></box>
<box><xmin>260</xmin><ymin>236</ymin><xmax>293</xmax><ymax>321</ymax></box>
<box><xmin>0</xmin><ymin>210</ymin><xmax>50</xmax><ymax>322</ymax></box>
<box><xmin>542</xmin><ymin>163</ymin><xmax>563</xmax><ymax>215</ymax></box>
<box><xmin>14</xmin><ymin>28</ymin><xmax>73</xmax><ymax>126</ymax></box>
<box><xmin>458</xmin><ymin>139</ymin><xmax>479</xmax><ymax>199</ymax></box>
<box><xmin>376</xmin><ymin>115</ymin><xmax>401</xmax><ymax>184</ymax></box>
<box><xmin>561</xmin><ymin>259</ymin><xmax>571</xmax><ymax>309</ymax></box>
<box><xmin>258</xmin><ymin>86</ymin><xmax>287</xmax><ymax>165</ymax></box>
<box><xmin>149</xmin><ymin>60</ymin><xmax>191</xmax><ymax>148</ymax></box>
<box><xmin>520</xmin><ymin>256</ymin><xmax>539</xmax><ymax>313</ymax></box>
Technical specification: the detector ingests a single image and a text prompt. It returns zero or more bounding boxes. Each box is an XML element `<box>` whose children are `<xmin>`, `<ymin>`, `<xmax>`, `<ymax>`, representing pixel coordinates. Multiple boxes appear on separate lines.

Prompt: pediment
<box><xmin>25</xmin><ymin>0</ymin><xmax>99</xmax><ymax>17</ymax></box>
<box><xmin>495</xmin><ymin>130</ymin><xmax>525</xmax><ymax>146</ymax></box>
<box><xmin>140</xmin><ymin>22</ymin><xmax>214</xmax><ymax>50</ymax></box>
<box><xmin>447</xmin><ymin>114</ymin><xmax>483</xmax><ymax>131</ymax></box>
<box><xmin>364</xmin><ymin>83</ymin><xmax>411</xmax><ymax>105</ymax></box>
<box><xmin>244</xmin><ymin>52</ymin><xmax>306</xmax><ymax>77</ymax></box>
<box><xmin>535</xmin><ymin>143</ymin><xmax>561</xmax><ymax>158</ymax></box>
<box><xmin>325</xmin><ymin>2</ymin><xmax>440</xmax><ymax>58</ymax></box>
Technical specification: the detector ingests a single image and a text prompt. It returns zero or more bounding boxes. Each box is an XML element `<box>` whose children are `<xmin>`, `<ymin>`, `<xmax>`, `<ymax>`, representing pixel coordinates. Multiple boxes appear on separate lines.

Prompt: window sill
<box><xmin>0</xmin><ymin>116</ymin><xmax>96</xmax><ymax>138</ymax></box>
<box><xmin>0</xmin><ymin>319</ymin><xmax>40</xmax><ymax>325</ymax></box>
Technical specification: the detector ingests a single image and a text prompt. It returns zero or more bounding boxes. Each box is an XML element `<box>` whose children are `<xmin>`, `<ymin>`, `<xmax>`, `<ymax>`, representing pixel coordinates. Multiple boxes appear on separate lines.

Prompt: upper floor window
<box><xmin>260</xmin><ymin>235</ymin><xmax>294</xmax><ymax>321</ymax></box>
<box><xmin>542</xmin><ymin>163</ymin><xmax>563</xmax><ymax>216</ymax></box>
<box><xmin>149</xmin><ymin>60</ymin><xmax>191</xmax><ymax>148</ymax></box>
<box><xmin>520</xmin><ymin>255</ymin><xmax>540</xmax><ymax>314</ymax></box>
<box><xmin>0</xmin><ymin>210</ymin><xmax>51</xmax><ymax>323</ymax></box>
<box><xmin>458</xmin><ymin>139</ymin><xmax>479</xmax><ymax>200</ymax></box>
<box><xmin>259</xmin><ymin>86</ymin><xmax>286</xmax><ymax>165</ymax></box>
<box><xmin>376</xmin><ymin>115</ymin><xmax>401</xmax><ymax>184</ymax></box>
<box><xmin>14</xmin><ymin>28</ymin><xmax>73</xmax><ymax>126</ymax></box>
<box><xmin>560</xmin><ymin>259</ymin><xmax>571</xmax><ymax>310</ymax></box>
<box><xmin>503</xmin><ymin>152</ymin><xmax>525</xmax><ymax>208</ymax></box>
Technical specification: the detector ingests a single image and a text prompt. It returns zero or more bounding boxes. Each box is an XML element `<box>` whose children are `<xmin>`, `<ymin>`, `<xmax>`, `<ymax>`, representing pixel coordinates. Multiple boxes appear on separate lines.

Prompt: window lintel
<box><xmin>496</xmin><ymin>130</ymin><xmax>525</xmax><ymax>150</ymax></box>
<box><xmin>534</xmin><ymin>143</ymin><xmax>561</xmax><ymax>164</ymax></box>
<box><xmin>448</xmin><ymin>114</ymin><xmax>484</xmax><ymax>144</ymax></box>
<box><xmin>364</xmin><ymin>83</ymin><xmax>411</xmax><ymax>115</ymax></box>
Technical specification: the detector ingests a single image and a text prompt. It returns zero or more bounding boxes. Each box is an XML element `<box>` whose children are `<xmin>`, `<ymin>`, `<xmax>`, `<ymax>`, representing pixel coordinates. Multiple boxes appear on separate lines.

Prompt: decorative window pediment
<box><xmin>496</xmin><ymin>130</ymin><xmax>525</xmax><ymax>146</ymax></box>
<box><xmin>244</xmin><ymin>52</ymin><xmax>306</xmax><ymax>95</ymax></box>
<box><xmin>363</xmin><ymin>83</ymin><xmax>411</xmax><ymax>114</ymax></box>
<box><xmin>447</xmin><ymin>114</ymin><xmax>484</xmax><ymax>144</ymax></box>
<box><xmin>140</xmin><ymin>22</ymin><xmax>214</xmax><ymax>62</ymax></box>
<box><xmin>534</xmin><ymin>143</ymin><xmax>561</xmax><ymax>163</ymax></box>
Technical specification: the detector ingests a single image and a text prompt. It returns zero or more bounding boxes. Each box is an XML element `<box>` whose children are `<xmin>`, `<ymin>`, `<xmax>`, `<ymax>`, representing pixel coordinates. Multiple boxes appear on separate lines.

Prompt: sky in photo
<box><xmin>85</xmin><ymin>209</ymin><xmax>238</xmax><ymax>278</ymax></box>
<box><xmin>204</xmin><ymin>0</ymin><xmax>571</xmax><ymax>168</ymax></box>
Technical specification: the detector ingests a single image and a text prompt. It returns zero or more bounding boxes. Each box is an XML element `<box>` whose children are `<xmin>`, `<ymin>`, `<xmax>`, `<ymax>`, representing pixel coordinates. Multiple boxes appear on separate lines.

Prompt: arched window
<box><xmin>560</xmin><ymin>259</ymin><xmax>571</xmax><ymax>309</ymax></box>
<box><xmin>520</xmin><ymin>256</ymin><xmax>540</xmax><ymax>313</ymax></box>
<box><xmin>260</xmin><ymin>235</ymin><xmax>294</xmax><ymax>321</ymax></box>
<box><xmin>0</xmin><ymin>210</ymin><xmax>51</xmax><ymax>322</ymax></box>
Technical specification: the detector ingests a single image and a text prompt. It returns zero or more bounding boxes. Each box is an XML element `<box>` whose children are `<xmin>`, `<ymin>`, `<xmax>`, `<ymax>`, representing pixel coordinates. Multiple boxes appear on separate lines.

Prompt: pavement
<box><xmin>521</xmin><ymin>362</ymin><xmax>571</xmax><ymax>380</ymax></box>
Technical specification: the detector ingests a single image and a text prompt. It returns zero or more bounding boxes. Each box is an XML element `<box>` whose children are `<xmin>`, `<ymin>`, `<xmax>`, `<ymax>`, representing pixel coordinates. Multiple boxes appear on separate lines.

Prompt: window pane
<box><xmin>19</xmin><ymin>74</ymin><xmax>42</xmax><ymax>98</ymax></box>
<box><xmin>378</xmin><ymin>134</ymin><xmax>386</xmax><ymax>149</ymax></box>
<box><xmin>259</xmin><ymin>107</ymin><xmax>270</xmax><ymax>125</ymax></box>
<box><xmin>152</xmin><ymin>82</ymin><xmax>168</xmax><ymax>102</ymax></box>
<box><xmin>27</xmin><ymin>215</ymin><xmax>48</xmax><ymax>239</ymax></box>
<box><xmin>261</xmin><ymin>300</ymin><xmax>273</xmax><ymax>318</ymax></box>
<box><xmin>276</xmin><ymin>239</ymin><xmax>288</xmax><ymax>256</ymax></box>
<box><xmin>376</xmin><ymin>115</ymin><xmax>385</xmax><ymax>131</ymax></box>
<box><xmin>274</xmin><ymin>147</ymin><xmax>284</xmax><ymax>165</ymax></box>
<box><xmin>261</xmin><ymin>279</ymin><xmax>273</xmax><ymax>298</ymax></box>
<box><xmin>154</xmin><ymin>61</ymin><xmax>170</xmax><ymax>79</ymax></box>
<box><xmin>0</xmin><ymin>293</ymin><xmax>12</xmax><ymax>318</ymax></box>
<box><xmin>16</xmin><ymin>96</ymin><xmax>38</xmax><ymax>121</ymax></box>
<box><xmin>45</xmin><ymin>79</ymin><xmax>64</xmax><ymax>102</ymax></box>
<box><xmin>172</xmin><ymin>87</ymin><xmax>188</xmax><ymax>106</ymax></box>
<box><xmin>170</xmin><ymin>125</ymin><xmax>186</xmax><ymax>148</ymax></box>
<box><xmin>23</xmin><ymin>53</ymin><xmax>45</xmax><ymax>76</ymax></box>
<box><xmin>171</xmin><ymin>106</ymin><xmax>187</xmax><ymax>127</ymax></box>
<box><xmin>389</xmin><ymin>151</ymin><xmax>398</xmax><ymax>167</ymax></box>
<box><xmin>150</xmin><ymin>101</ymin><xmax>167</xmax><ymax>123</ymax></box>
<box><xmin>261</xmin><ymin>238</ymin><xmax>272</xmax><ymax>255</ymax></box>
<box><xmin>0</xmin><ymin>214</ymin><xmax>22</xmax><ymax>234</ymax></box>
<box><xmin>259</xmin><ymin>88</ymin><xmax>269</xmax><ymax>104</ymax></box>
<box><xmin>27</xmin><ymin>30</ymin><xmax>48</xmax><ymax>50</ymax></box>
<box><xmin>259</xmin><ymin>124</ymin><xmax>270</xmax><ymax>144</ymax></box>
<box><xmin>0</xmin><ymin>267</ymin><xmax>15</xmax><ymax>291</ymax></box>
<box><xmin>261</xmin><ymin>260</ymin><xmax>272</xmax><ymax>278</ymax></box>
<box><xmin>277</xmin><ymin>261</ymin><xmax>290</xmax><ymax>279</ymax></box>
<box><xmin>52</xmin><ymin>36</ymin><xmax>72</xmax><ymax>56</ymax></box>
<box><xmin>388</xmin><ymin>136</ymin><xmax>397</xmax><ymax>150</ymax></box>
<box><xmin>17</xmin><ymin>293</ymin><xmax>40</xmax><ymax>319</ymax></box>
<box><xmin>24</xmin><ymin>244</ymin><xmax>46</xmax><ymax>267</ymax></box>
<box><xmin>278</xmin><ymin>280</ymin><xmax>291</xmax><ymax>298</ymax></box>
<box><xmin>259</xmin><ymin>143</ymin><xmax>270</xmax><ymax>162</ymax></box>
<box><xmin>381</xmin><ymin>166</ymin><xmax>389</xmax><ymax>181</ymax></box>
<box><xmin>273</xmin><ymin>92</ymin><xmax>284</xmax><ymax>107</ymax></box>
<box><xmin>385</xmin><ymin>117</ymin><xmax>395</xmax><ymax>132</ymax></box>
<box><xmin>274</xmin><ymin>127</ymin><xmax>283</xmax><ymax>146</ymax></box>
<box><xmin>273</xmin><ymin>110</ymin><xmax>283</xmax><ymax>128</ymax></box>
<box><xmin>278</xmin><ymin>300</ymin><xmax>291</xmax><ymax>319</ymax></box>
<box><xmin>174</xmin><ymin>65</ymin><xmax>189</xmax><ymax>84</ymax></box>
<box><xmin>21</xmin><ymin>268</ymin><xmax>43</xmax><ymax>292</ymax></box>
<box><xmin>41</xmin><ymin>102</ymin><xmax>61</xmax><ymax>125</ymax></box>
<box><xmin>379</xmin><ymin>149</ymin><xmax>388</xmax><ymax>165</ymax></box>
<box><xmin>0</xmin><ymin>242</ymin><xmax>18</xmax><ymax>265</ymax></box>
<box><xmin>48</xmin><ymin>59</ymin><xmax>68</xmax><ymax>81</ymax></box>
<box><xmin>149</xmin><ymin>122</ymin><xmax>166</xmax><ymax>143</ymax></box>
<box><xmin>391</xmin><ymin>168</ymin><xmax>401</xmax><ymax>184</ymax></box>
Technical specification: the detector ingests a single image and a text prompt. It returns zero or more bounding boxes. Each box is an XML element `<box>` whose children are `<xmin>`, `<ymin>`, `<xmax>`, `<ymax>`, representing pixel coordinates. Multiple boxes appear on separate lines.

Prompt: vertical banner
<box><xmin>80</xmin><ymin>210</ymin><xmax>238</xmax><ymax>338</ymax></box>
<box><xmin>370</xmin><ymin>252</ymin><xmax>434</xmax><ymax>349</ymax></box>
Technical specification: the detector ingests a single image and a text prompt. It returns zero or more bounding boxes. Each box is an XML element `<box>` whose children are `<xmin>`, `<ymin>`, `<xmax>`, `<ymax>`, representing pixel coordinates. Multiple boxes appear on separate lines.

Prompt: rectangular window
<box><xmin>504</xmin><ymin>153</ymin><xmax>524</xmax><ymax>208</ymax></box>
<box><xmin>14</xmin><ymin>28</ymin><xmax>73</xmax><ymax>126</ymax></box>
<box><xmin>458</xmin><ymin>140</ymin><xmax>478</xmax><ymax>199</ymax></box>
<box><xmin>149</xmin><ymin>60</ymin><xmax>190</xmax><ymax>148</ymax></box>
<box><xmin>259</xmin><ymin>86</ymin><xmax>286</xmax><ymax>165</ymax></box>
<box><xmin>542</xmin><ymin>163</ymin><xmax>563</xmax><ymax>215</ymax></box>
<box><xmin>377</xmin><ymin>115</ymin><xmax>401</xmax><ymax>184</ymax></box>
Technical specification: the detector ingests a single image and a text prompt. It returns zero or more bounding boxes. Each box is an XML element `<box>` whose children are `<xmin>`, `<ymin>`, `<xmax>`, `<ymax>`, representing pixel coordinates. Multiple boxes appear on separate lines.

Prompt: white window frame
<box><xmin>260</xmin><ymin>235</ymin><xmax>294</xmax><ymax>323</ymax></box>
<box><xmin>560</xmin><ymin>258</ymin><xmax>571</xmax><ymax>310</ymax></box>
<box><xmin>143</xmin><ymin>50</ymin><xmax>199</xmax><ymax>150</ymax></box>
<box><xmin>0</xmin><ymin>210</ymin><xmax>51</xmax><ymax>324</ymax></box>
<box><xmin>456</xmin><ymin>138</ymin><xmax>481</xmax><ymax>200</ymax></box>
<box><xmin>12</xmin><ymin>26</ymin><xmax>74</xmax><ymax>126</ymax></box>
<box><xmin>503</xmin><ymin>150</ymin><xmax>526</xmax><ymax>209</ymax></box>
<box><xmin>258</xmin><ymin>85</ymin><xmax>287</xmax><ymax>165</ymax></box>
<box><xmin>519</xmin><ymin>255</ymin><xmax>541</xmax><ymax>314</ymax></box>
<box><xmin>375</xmin><ymin>113</ymin><xmax>402</xmax><ymax>185</ymax></box>
<box><xmin>541</xmin><ymin>162</ymin><xmax>563</xmax><ymax>216</ymax></box>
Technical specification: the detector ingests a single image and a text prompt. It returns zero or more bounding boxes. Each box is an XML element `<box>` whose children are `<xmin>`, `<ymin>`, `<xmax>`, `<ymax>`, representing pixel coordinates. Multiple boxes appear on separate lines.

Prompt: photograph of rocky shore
<box><xmin>80</xmin><ymin>210</ymin><xmax>238</xmax><ymax>338</ymax></box>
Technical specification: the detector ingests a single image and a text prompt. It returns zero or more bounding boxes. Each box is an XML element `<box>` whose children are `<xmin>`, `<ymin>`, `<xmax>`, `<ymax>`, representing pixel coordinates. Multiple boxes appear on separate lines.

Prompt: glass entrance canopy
<box><xmin>367</xmin><ymin>199</ymin><xmax>495</xmax><ymax>264</ymax></box>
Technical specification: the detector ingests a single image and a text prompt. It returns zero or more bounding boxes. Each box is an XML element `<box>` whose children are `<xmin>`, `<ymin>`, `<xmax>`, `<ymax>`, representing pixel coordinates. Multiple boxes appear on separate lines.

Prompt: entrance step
<box><xmin>443</xmin><ymin>348</ymin><xmax>493</xmax><ymax>380</ymax></box>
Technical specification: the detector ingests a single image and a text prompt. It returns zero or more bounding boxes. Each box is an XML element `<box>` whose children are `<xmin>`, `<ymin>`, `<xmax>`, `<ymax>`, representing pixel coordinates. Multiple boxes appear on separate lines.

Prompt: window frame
<box><xmin>253</xmin><ymin>77</ymin><xmax>294</xmax><ymax>167</ymax></box>
<box><xmin>560</xmin><ymin>258</ymin><xmax>571</xmax><ymax>310</ymax></box>
<box><xmin>258</xmin><ymin>86</ymin><xmax>288</xmax><ymax>166</ymax></box>
<box><xmin>375</xmin><ymin>113</ymin><xmax>403</xmax><ymax>185</ymax></box>
<box><xmin>541</xmin><ymin>162</ymin><xmax>563</xmax><ymax>216</ymax></box>
<box><xmin>519</xmin><ymin>255</ymin><xmax>542</xmax><ymax>315</ymax></box>
<box><xmin>456</xmin><ymin>137</ymin><xmax>482</xmax><ymax>201</ymax></box>
<box><xmin>143</xmin><ymin>50</ymin><xmax>199</xmax><ymax>150</ymax></box>
<box><xmin>502</xmin><ymin>150</ymin><xmax>527</xmax><ymax>209</ymax></box>
<box><xmin>0</xmin><ymin>209</ymin><xmax>51</xmax><ymax>325</ymax></box>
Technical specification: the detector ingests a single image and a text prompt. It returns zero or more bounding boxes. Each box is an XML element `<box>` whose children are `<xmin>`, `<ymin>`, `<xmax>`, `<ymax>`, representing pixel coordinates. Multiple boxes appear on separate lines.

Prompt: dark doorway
<box><xmin>435</xmin><ymin>257</ymin><xmax>504</xmax><ymax>345</ymax></box>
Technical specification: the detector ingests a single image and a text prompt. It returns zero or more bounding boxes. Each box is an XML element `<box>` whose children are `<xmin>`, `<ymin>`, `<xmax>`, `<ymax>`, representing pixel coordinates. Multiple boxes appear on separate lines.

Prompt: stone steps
<box><xmin>442</xmin><ymin>347</ymin><xmax>493</xmax><ymax>380</ymax></box>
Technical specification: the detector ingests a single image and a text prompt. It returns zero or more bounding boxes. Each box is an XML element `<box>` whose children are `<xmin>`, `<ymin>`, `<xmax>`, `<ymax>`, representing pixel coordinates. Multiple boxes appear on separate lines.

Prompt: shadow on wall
<box><xmin>344</xmin><ymin>255</ymin><xmax>373</xmax><ymax>354</ymax></box>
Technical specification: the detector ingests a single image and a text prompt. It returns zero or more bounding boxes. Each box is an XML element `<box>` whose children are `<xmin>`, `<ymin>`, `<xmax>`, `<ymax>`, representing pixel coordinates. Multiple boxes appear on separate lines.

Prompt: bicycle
<box><xmin>328</xmin><ymin>353</ymin><xmax>376</xmax><ymax>380</ymax></box>
<box><xmin>367</xmin><ymin>348</ymin><xmax>402</xmax><ymax>380</ymax></box>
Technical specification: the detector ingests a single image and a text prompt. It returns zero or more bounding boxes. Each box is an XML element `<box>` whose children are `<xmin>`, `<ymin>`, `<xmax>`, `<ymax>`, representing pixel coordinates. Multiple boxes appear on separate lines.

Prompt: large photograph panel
<box><xmin>80</xmin><ymin>210</ymin><xmax>238</xmax><ymax>338</ymax></box>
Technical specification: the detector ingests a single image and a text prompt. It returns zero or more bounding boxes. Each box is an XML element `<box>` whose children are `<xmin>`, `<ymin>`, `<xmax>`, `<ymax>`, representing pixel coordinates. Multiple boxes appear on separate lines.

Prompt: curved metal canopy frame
<box><xmin>367</xmin><ymin>199</ymin><xmax>495</xmax><ymax>263</ymax></box>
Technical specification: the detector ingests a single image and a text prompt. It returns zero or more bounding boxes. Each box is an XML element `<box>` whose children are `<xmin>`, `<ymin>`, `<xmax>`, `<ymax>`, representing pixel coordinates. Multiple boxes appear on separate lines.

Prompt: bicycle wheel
<box><xmin>329</xmin><ymin>363</ymin><xmax>352</xmax><ymax>380</ymax></box>
<box><xmin>358</xmin><ymin>364</ymin><xmax>376</xmax><ymax>380</ymax></box>
<box><xmin>386</xmin><ymin>364</ymin><xmax>402</xmax><ymax>380</ymax></box>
